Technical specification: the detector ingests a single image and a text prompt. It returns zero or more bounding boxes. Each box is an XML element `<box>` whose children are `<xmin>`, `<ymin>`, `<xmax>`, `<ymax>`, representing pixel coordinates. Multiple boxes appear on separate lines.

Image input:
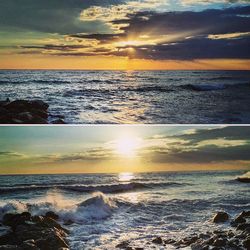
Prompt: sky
<box><xmin>0</xmin><ymin>0</ymin><xmax>250</xmax><ymax>70</ymax></box>
<box><xmin>0</xmin><ymin>125</ymin><xmax>250</xmax><ymax>174</ymax></box>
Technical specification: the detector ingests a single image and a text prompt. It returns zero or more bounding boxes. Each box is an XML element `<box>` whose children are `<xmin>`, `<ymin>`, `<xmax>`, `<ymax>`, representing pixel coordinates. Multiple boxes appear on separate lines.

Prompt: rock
<box><xmin>2</xmin><ymin>213</ymin><xmax>31</xmax><ymax>230</ymax></box>
<box><xmin>0</xmin><ymin>212</ymin><xmax>69</xmax><ymax>250</ymax></box>
<box><xmin>237</xmin><ymin>178</ymin><xmax>250</xmax><ymax>183</ymax></box>
<box><xmin>116</xmin><ymin>241</ymin><xmax>130</xmax><ymax>249</ymax></box>
<box><xmin>0</xmin><ymin>99</ymin><xmax>65</xmax><ymax>124</ymax></box>
<box><xmin>241</xmin><ymin>211</ymin><xmax>250</xmax><ymax>218</ymax></box>
<box><xmin>0</xmin><ymin>233</ymin><xmax>17</xmax><ymax>245</ymax></box>
<box><xmin>152</xmin><ymin>237</ymin><xmax>163</xmax><ymax>244</ymax></box>
<box><xmin>237</xmin><ymin>223</ymin><xmax>250</xmax><ymax>231</ymax></box>
<box><xmin>29</xmin><ymin>100</ymin><xmax>49</xmax><ymax>111</ymax></box>
<box><xmin>231</xmin><ymin>214</ymin><xmax>246</xmax><ymax>227</ymax></box>
<box><xmin>35</xmin><ymin>230</ymin><xmax>69</xmax><ymax>250</ymax></box>
<box><xmin>243</xmin><ymin>237</ymin><xmax>250</xmax><ymax>249</ymax></box>
<box><xmin>45</xmin><ymin>211</ymin><xmax>59</xmax><ymax>221</ymax></box>
<box><xmin>212</xmin><ymin>212</ymin><xmax>229</xmax><ymax>223</ymax></box>
<box><xmin>0</xmin><ymin>245</ymin><xmax>20</xmax><ymax>250</ymax></box>
<box><xmin>51</xmin><ymin>119</ymin><xmax>65</xmax><ymax>124</ymax></box>
<box><xmin>63</xmin><ymin>219</ymin><xmax>74</xmax><ymax>226</ymax></box>
<box><xmin>213</xmin><ymin>238</ymin><xmax>227</xmax><ymax>247</ymax></box>
<box><xmin>164</xmin><ymin>238</ymin><xmax>176</xmax><ymax>244</ymax></box>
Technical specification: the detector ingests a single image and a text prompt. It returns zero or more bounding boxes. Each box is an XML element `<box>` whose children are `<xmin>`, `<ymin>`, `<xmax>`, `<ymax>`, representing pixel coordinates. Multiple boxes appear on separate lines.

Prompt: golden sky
<box><xmin>0</xmin><ymin>126</ymin><xmax>250</xmax><ymax>175</ymax></box>
<box><xmin>0</xmin><ymin>0</ymin><xmax>250</xmax><ymax>69</ymax></box>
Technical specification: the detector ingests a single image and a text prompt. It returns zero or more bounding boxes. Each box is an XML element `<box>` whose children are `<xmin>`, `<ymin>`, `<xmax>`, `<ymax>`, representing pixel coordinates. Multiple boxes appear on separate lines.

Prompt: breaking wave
<box><xmin>0</xmin><ymin>181</ymin><xmax>187</xmax><ymax>195</ymax></box>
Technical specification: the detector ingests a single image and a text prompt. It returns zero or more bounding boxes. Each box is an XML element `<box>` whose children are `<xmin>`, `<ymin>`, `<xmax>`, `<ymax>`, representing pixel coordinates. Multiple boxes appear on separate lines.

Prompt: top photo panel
<box><xmin>0</xmin><ymin>0</ymin><xmax>250</xmax><ymax>125</ymax></box>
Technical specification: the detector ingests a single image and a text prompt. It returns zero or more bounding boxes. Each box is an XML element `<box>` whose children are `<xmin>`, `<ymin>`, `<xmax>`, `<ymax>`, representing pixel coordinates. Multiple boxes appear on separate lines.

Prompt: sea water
<box><xmin>0</xmin><ymin>70</ymin><xmax>249</xmax><ymax>124</ymax></box>
<box><xmin>0</xmin><ymin>170</ymin><xmax>249</xmax><ymax>249</ymax></box>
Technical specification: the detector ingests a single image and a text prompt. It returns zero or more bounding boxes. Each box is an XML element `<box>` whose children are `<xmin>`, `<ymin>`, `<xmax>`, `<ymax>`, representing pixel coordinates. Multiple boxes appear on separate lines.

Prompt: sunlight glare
<box><xmin>115</xmin><ymin>136</ymin><xmax>141</xmax><ymax>157</ymax></box>
<box><xmin>118</xmin><ymin>172</ymin><xmax>134</xmax><ymax>182</ymax></box>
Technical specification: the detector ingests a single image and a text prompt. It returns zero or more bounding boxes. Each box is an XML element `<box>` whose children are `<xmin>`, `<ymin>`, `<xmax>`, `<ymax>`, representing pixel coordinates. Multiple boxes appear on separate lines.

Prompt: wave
<box><xmin>0</xmin><ymin>192</ymin><xmax>121</xmax><ymax>223</ymax></box>
<box><xmin>0</xmin><ymin>181</ymin><xmax>187</xmax><ymax>195</ymax></box>
<box><xmin>183</xmin><ymin>81</ymin><xmax>250</xmax><ymax>91</ymax></box>
<box><xmin>236</xmin><ymin>171</ymin><xmax>250</xmax><ymax>183</ymax></box>
<box><xmin>33</xmin><ymin>79</ymin><xmax>72</xmax><ymax>84</ymax></box>
<box><xmin>122</xmin><ymin>85</ymin><xmax>173</xmax><ymax>93</ymax></box>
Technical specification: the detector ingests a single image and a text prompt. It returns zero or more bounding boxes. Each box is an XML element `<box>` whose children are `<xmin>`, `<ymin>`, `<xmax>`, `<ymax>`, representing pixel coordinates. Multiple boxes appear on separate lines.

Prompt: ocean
<box><xmin>0</xmin><ymin>70</ymin><xmax>250</xmax><ymax>124</ymax></box>
<box><xmin>0</xmin><ymin>170</ymin><xmax>249</xmax><ymax>249</ymax></box>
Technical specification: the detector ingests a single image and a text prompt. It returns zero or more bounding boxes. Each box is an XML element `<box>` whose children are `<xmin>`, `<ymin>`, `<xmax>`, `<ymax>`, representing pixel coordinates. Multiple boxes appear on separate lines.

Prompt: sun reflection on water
<box><xmin>118</xmin><ymin>172</ymin><xmax>134</xmax><ymax>182</ymax></box>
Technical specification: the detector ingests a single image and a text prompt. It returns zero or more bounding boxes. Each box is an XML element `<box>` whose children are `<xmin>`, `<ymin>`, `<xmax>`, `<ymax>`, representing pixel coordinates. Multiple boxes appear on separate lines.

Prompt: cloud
<box><xmin>58</xmin><ymin>6</ymin><xmax>250</xmax><ymax>60</ymax></box>
<box><xmin>0</xmin><ymin>0</ymin><xmax>125</xmax><ymax>34</ymax></box>
<box><xmin>141</xmin><ymin>126</ymin><xmax>250</xmax><ymax>164</ymax></box>
<box><xmin>0</xmin><ymin>151</ymin><xmax>24</xmax><ymax>158</ymax></box>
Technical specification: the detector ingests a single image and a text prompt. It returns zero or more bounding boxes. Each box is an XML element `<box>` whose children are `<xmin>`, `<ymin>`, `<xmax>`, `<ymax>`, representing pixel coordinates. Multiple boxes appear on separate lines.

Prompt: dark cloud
<box><xmin>145</xmin><ymin>126</ymin><xmax>250</xmax><ymax>164</ymax></box>
<box><xmin>51</xmin><ymin>148</ymin><xmax>113</xmax><ymax>163</ymax></box>
<box><xmin>20</xmin><ymin>44</ymin><xmax>88</xmax><ymax>51</ymax></box>
<box><xmin>119</xmin><ymin>6</ymin><xmax>250</xmax><ymax>35</ymax></box>
<box><xmin>0</xmin><ymin>151</ymin><xmax>24</xmax><ymax>158</ymax></box>
<box><xmin>179</xmin><ymin>126</ymin><xmax>250</xmax><ymax>143</ymax></box>
<box><xmin>0</xmin><ymin>0</ymin><xmax>124</xmax><ymax>34</ymax></box>
<box><xmin>63</xmin><ymin>6</ymin><xmax>250</xmax><ymax>60</ymax></box>
<box><xmin>69</xmin><ymin>33</ymin><xmax>125</xmax><ymax>44</ymax></box>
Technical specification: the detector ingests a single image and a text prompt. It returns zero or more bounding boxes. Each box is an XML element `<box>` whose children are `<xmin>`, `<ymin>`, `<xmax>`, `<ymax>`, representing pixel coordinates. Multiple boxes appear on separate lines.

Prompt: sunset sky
<box><xmin>0</xmin><ymin>0</ymin><xmax>250</xmax><ymax>70</ymax></box>
<box><xmin>0</xmin><ymin>126</ymin><xmax>250</xmax><ymax>174</ymax></box>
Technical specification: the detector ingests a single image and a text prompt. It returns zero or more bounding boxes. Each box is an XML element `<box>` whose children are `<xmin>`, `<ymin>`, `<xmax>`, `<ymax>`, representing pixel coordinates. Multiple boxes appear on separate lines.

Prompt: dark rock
<box><xmin>0</xmin><ymin>233</ymin><xmax>17</xmax><ymax>245</ymax></box>
<box><xmin>243</xmin><ymin>237</ymin><xmax>250</xmax><ymax>249</ymax></box>
<box><xmin>237</xmin><ymin>223</ymin><xmax>250</xmax><ymax>231</ymax></box>
<box><xmin>29</xmin><ymin>100</ymin><xmax>49</xmax><ymax>111</ymax></box>
<box><xmin>63</xmin><ymin>219</ymin><xmax>74</xmax><ymax>226</ymax></box>
<box><xmin>231</xmin><ymin>214</ymin><xmax>246</xmax><ymax>227</ymax></box>
<box><xmin>0</xmin><ymin>212</ymin><xmax>69</xmax><ymax>250</ymax></box>
<box><xmin>35</xmin><ymin>230</ymin><xmax>69</xmax><ymax>250</ymax></box>
<box><xmin>164</xmin><ymin>238</ymin><xmax>176</xmax><ymax>244</ymax></box>
<box><xmin>212</xmin><ymin>211</ymin><xmax>229</xmax><ymax>223</ymax></box>
<box><xmin>241</xmin><ymin>211</ymin><xmax>250</xmax><ymax>218</ymax></box>
<box><xmin>51</xmin><ymin>119</ymin><xmax>65</xmax><ymax>124</ymax></box>
<box><xmin>0</xmin><ymin>245</ymin><xmax>20</xmax><ymax>250</ymax></box>
<box><xmin>45</xmin><ymin>211</ymin><xmax>59</xmax><ymax>221</ymax></box>
<box><xmin>213</xmin><ymin>238</ymin><xmax>227</xmax><ymax>247</ymax></box>
<box><xmin>116</xmin><ymin>241</ymin><xmax>130</xmax><ymax>249</ymax></box>
<box><xmin>152</xmin><ymin>237</ymin><xmax>163</xmax><ymax>244</ymax></box>
<box><xmin>237</xmin><ymin>177</ymin><xmax>250</xmax><ymax>183</ymax></box>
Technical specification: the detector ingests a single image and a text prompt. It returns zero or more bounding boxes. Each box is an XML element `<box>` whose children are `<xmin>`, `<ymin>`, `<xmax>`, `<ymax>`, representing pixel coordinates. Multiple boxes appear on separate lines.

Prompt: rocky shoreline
<box><xmin>0</xmin><ymin>99</ymin><xmax>65</xmax><ymax>124</ymax></box>
<box><xmin>115</xmin><ymin>210</ymin><xmax>250</xmax><ymax>250</ymax></box>
<box><xmin>0</xmin><ymin>211</ymin><xmax>69</xmax><ymax>250</ymax></box>
<box><xmin>0</xmin><ymin>210</ymin><xmax>249</xmax><ymax>249</ymax></box>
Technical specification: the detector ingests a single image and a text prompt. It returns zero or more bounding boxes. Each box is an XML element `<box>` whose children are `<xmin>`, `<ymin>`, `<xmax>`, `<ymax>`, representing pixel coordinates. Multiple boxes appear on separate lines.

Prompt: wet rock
<box><xmin>152</xmin><ymin>237</ymin><xmax>163</xmax><ymax>244</ymax></box>
<box><xmin>116</xmin><ymin>241</ymin><xmax>130</xmax><ymax>249</ymax></box>
<box><xmin>243</xmin><ymin>237</ymin><xmax>250</xmax><ymax>249</ymax></box>
<box><xmin>231</xmin><ymin>214</ymin><xmax>246</xmax><ymax>227</ymax></box>
<box><xmin>45</xmin><ymin>211</ymin><xmax>59</xmax><ymax>221</ymax></box>
<box><xmin>0</xmin><ymin>245</ymin><xmax>20</xmax><ymax>250</ymax></box>
<box><xmin>51</xmin><ymin>119</ymin><xmax>65</xmax><ymax>124</ymax></box>
<box><xmin>0</xmin><ymin>212</ymin><xmax>69</xmax><ymax>250</ymax></box>
<box><xmin>213</xmin><ymin>238</ymin><xmax>227</xmax><ymax>247</ymax></box>
<box><xmin>0</xmin><ymin>99</ymin><xmax>64</xmax><ymax>124</ymax></box>
<box><xmin>35</xmin><ymin>230</ymin><xmax>69</xmax><ymax>250</ymax></box>
<box><xmin>63</xmin><ymin>219</ymin><xmax>74</xmax><ymax>226</ymax></box>
<box><xmin>2</xmin><ymin>212</ymin><xmax>31</xmax><ymax>231</ymax></box>
<box><xmin>237</xmin><ymin>223</ymin><xmax>250</xmax><ymax>231</ymax></box>
<box><xmin>164</xmin><ymin>238</ymin><xmax>176</xmax><ymax>244</ymax></box>
<box><xmin>237</xmin><ymin>177</ymin><xmax>250</xmax><ymax>183</ymax></box>
<box><xmin>212</xmin><ymin>211</ymin><xmax>229</xmax><ymax>223</ymax></box>
<box><xmin>0</xmin><ymin>233</ymin><xmax>17</xmax><ymax>246</ymax></box>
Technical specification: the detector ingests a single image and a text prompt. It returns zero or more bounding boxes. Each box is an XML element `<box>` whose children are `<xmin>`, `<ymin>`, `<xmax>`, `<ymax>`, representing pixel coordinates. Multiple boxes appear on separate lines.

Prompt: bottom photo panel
<box><xmin>0</xmin><ymin>125</ymin><xmax>249</xmax><ymax>250</ymax></box>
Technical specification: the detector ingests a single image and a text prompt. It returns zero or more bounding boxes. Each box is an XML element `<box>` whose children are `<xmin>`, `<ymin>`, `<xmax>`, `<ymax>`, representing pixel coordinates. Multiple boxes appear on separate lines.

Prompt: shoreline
<box><xmin>0</xmin><ymin>210</ymin><xmax>249</xmax><ymax>249</ymax></box>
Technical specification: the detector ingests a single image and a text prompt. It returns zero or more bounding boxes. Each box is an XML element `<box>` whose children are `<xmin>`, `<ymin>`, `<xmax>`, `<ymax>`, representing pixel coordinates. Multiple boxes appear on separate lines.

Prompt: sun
<box><xmin>115</xmin><ymin>136</ymin><xmax>141</xmax><ymax>157</ymax></box>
